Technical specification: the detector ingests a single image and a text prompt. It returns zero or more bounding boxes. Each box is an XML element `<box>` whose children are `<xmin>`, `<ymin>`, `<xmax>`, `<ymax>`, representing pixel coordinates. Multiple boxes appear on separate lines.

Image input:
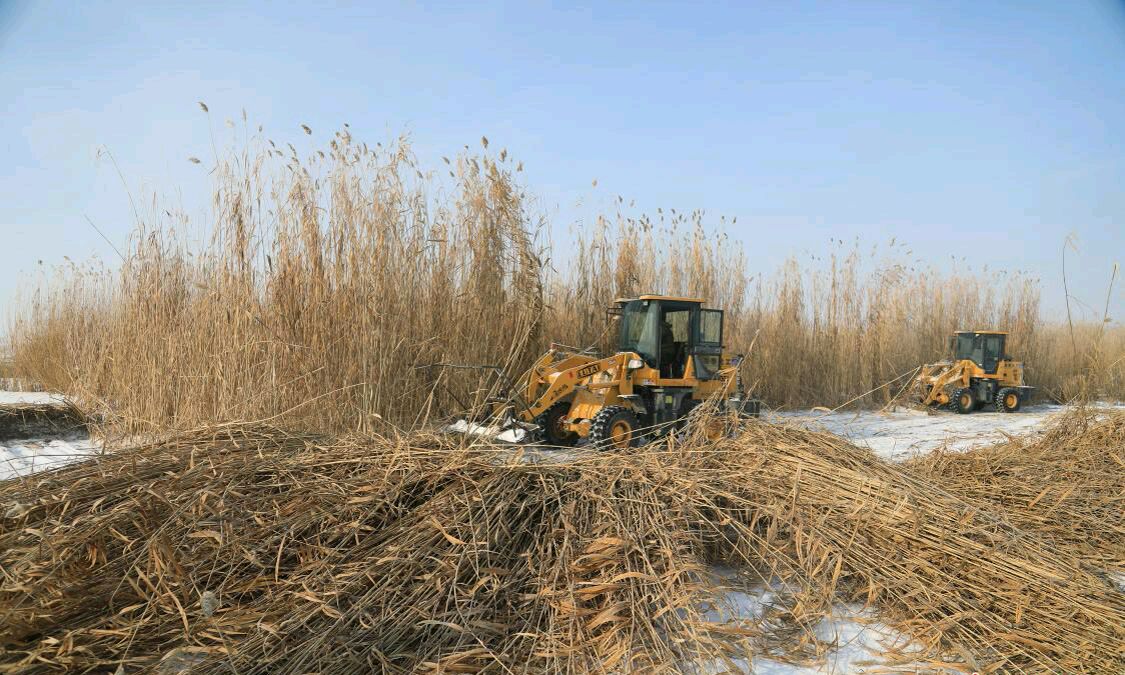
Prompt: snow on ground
<box><xmin>0</xmin><ymin>390</ymin><xmax>69</xmax><ymax>406</ymax></box>
<box><xmin>1</xmin><ymin>390</ymin><xmax>98</xmax><ymax>480</ymax></box>
<box><xmin>700</xmin><ymin>569</ymin><xmax>928</xmax><ymax>674</ymax></box>
<box><xmin>774</xmin><ymin>403</ymin><xmax>1066</xmax><ymax>461</ymax></box>
<box><xmin>0</xmin><ymin>436</ymin><xmax>101</xmax><ymax>480</ymax></box>
<box><xmin>1112</xmin><ymin>573</ymin><xmax>1125</xmax><ymax>594</ymax></box>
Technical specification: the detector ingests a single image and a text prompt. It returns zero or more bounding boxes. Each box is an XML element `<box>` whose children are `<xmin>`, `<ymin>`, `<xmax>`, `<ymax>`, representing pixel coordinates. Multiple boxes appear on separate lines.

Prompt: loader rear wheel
<box><xmin>538</xmin><ymin>401</ymin><xmax>578</xmax><ymax>446</ymax></box>
<box><xmin>996</xmin><ymin>387</ymin><xmax>1021</xmax><ymax>413</ymax></box>
<box><xmin>589</xmin><ymin>406</ymin><xmax>639</xmax><ymax>451</ymax></box>
<box><xmin>951</xmin><ymin>388</ymin><xmax>975</xmax><ymax>414</ymax></box>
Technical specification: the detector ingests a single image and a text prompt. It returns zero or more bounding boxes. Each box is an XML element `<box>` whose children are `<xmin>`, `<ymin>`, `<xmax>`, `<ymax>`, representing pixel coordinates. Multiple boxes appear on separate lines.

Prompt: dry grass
<box><xmin>1</xmin><ymin>411</ymin><xmax>1121</xmax><ymax>673</ymax></box>
<box><xmin>909</xmin><ymin>408</ymin><xmax>1125</xmax><ymax>576</ymax></box>
<box><xmin>10</xmin><ymin>132</ymin><xmax>544</xmax><ymax>434</ymax></box>
<box><xmin>1032</xmin><ymin>322</ymin><xmax>1125</xmax><ymax>403</ymax></box>
<box><xmin>0</xmin><ymin>352</ymin><xmax>39</xmax><ymax>392</ymax></box>
<box><xmin>5</xmin><ymin>122</ymin><xmax>1124</xmax><ymax>433</ymax></box>
<box><xmin>551</xmin><ymin>215</ymin><xmax>1064</xmax><ymax>407</ymax></box>
<box><xmin>0</xmin><ymin>402</ymin><xmax>87</xmax><ymax>442</ymax></box>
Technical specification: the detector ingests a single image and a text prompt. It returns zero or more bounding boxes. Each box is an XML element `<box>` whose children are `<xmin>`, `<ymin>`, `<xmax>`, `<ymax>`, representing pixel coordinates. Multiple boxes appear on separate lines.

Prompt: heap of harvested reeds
<box><xmin>909</xmin><ymin>409</ymin><xmax>1125</xmax><ymax>577</ymax></box>
<box><xmin>0</xmin><ymin>402</ymin><xmax>87</xmax><ymax>442</ymax></box>
<box><xmin>1</xmin><ymin>414</ymin><xmax>1122</xmax><ymax>673</ymax></box>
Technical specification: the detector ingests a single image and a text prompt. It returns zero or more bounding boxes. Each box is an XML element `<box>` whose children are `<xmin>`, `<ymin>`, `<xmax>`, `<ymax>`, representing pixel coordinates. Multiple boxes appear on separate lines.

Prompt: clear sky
<box><xmin>2</xmin><ymin>0</ymin><xmax>1123</xmax><ymax>321</ymax></box>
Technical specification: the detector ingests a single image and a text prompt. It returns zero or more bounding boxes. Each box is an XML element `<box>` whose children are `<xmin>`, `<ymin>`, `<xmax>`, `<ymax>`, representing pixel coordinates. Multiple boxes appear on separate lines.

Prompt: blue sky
<box><xmin>1</xmin><ymin>0</ymin><xmax>1123</xmax><ymax>321</ymax></box>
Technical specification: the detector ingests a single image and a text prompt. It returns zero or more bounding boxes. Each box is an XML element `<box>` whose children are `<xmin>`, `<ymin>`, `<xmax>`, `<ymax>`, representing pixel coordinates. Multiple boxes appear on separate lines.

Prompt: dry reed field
<box><xmin>0</xmin><ymin>410</ymin><xmax>1122</xmax><ymax>674</ymax></box>
<box><xmin>3</xmin><ymin>124</ymin><xmax>1124</xmax><ymax>673</ymax></box>
<box><xmin>5</xmin><ymin>125</ymin><xmax>1123</xmax><ymax>434</ymax></box>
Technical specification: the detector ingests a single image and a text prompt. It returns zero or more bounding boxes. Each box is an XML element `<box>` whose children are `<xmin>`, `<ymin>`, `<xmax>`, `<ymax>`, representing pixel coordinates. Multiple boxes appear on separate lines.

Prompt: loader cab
<box><xmin>615</xmin><ymin>295</ymin><xmax>724</xmax><ymax>380</ymax></box>
<box><xmin>951</xmin><ymin>330</ymin><xmax>1007</xmax><ymax>374</ymax></box>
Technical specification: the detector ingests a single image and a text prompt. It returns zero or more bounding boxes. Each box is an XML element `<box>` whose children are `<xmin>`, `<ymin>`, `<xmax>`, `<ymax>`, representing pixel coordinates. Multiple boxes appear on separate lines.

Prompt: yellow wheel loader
<box><xmin>916</xmin><ymin>330</ymin><xmax>1033</xmax><ymax>414</ymax></box>
<box><xmin>444</xmin><ymin>295</ymin><xmax>760</xmax><ymax>449</ymax></box>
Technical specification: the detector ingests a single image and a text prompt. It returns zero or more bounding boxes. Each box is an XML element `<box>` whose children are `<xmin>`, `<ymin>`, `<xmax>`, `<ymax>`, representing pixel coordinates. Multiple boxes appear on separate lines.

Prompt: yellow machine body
<box><xmin>916</xmin><ymin>330</ymin><xmax>1033</xmax><ymax>413</ymax></box>
<box><xmin>473</xmin><ymin>295</ymin><xmax>758</xmax><ymax>448</ymax></box>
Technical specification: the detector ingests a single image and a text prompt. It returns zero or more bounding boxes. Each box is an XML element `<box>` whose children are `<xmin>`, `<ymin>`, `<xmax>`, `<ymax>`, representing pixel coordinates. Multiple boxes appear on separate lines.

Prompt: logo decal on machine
<box><xmin>576</xmin><ymin>364</ymin><xmax>600</xmax><ymax>379</ymax></box>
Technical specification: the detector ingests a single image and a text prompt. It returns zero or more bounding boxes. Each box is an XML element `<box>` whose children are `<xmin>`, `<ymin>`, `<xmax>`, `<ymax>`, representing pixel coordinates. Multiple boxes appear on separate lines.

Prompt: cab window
<box><xmin>699</xmin><ymin>310</ymin><xmax>723</xmax><ymax>345</ymax></box>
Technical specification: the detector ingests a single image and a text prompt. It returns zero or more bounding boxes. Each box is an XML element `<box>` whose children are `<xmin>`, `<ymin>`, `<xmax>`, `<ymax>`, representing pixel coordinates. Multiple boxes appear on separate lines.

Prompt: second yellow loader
<box><xmin>915</xmin><ymin>330</ymin><xmax>1033</xmax><ymax>414</ymax></box>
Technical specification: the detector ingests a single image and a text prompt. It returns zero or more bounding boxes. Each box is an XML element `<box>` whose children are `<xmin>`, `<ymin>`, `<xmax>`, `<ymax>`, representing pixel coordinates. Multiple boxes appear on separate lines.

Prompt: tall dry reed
<box><xmin>6</xmin><ymin>120</ymin><xmax>1123</xmax><ymax>431</ymax></box>
<box><xmin>10</xmin><ymin>128</ymin><xmax>543</xmax><ymax>433</ymax></box>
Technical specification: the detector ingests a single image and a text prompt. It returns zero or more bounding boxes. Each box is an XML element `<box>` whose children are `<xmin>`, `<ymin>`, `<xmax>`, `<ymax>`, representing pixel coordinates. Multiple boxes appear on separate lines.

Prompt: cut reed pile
<box><xmin>909</xmin><ymin>409</ymin><xmax>1125</xmax><ymax>576</ymax></box>
<box><xmin>0</xmin><ymin>402</ymin><xmax>87</xmax><ymax>442</ymax></box>
<box><xmin>2</xmin><ymin>413</ymin><xmax>1121</xmax><ymax>673</ymax></box>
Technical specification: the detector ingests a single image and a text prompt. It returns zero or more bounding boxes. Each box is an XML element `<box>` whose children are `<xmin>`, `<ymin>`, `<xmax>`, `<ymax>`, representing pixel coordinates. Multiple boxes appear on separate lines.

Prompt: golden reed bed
<box><xmin>1</xmin><ymin>410</ymin><xmax>1121</xmax><ymax>673</ymax></box>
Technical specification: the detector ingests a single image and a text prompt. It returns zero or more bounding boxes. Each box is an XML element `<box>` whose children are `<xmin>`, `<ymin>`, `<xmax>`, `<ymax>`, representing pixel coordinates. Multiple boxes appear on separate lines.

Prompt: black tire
<box><xmin>537</xmin><ymin>401</ymin><xmax>578</xmax><ymax>446</ymax></box>
<box><xmin>951</xmin><ymin>387</ymin><xmax>975</xmax><ymax>414</ymax></box>
<box><xmin>996</xmin><ymin>387</ymin><xmax>1021</xmax><ymax>413</ymax></box>
<box><xmin>589</xmin><ymin>406</ymin><xmax>639</xmax><ymax>451</ymax></box>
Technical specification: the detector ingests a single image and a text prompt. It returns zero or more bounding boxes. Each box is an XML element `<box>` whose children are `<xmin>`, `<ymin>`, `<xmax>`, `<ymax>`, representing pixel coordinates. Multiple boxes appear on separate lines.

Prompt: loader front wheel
<box><xmin>589</xmin><ymin>406</ymin><xmax>639</xmax><ymax>451</ymax></box>
<box><xmin>951</xmin><ymin>388</ymin><xmax>975</xmax><ymax>414</ymax></box>
<box><xmin>538</xmin><ymin>401</ymin><xmax>579</xmax><ymax>446</ymax></box>
<box><xmin>996</xmin><ymin>387</ymin><xmax>1021</xmax><ymax>413</ymax></box>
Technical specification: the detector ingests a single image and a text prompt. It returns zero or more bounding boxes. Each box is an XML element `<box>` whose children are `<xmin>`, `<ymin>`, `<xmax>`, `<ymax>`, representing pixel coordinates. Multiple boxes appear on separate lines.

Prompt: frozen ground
<box><xmin>775</xmin><ymin>403</ymin><xmax>1070</xmax><ymax>461</ymax></box>
<box><xmin>0</xmin><ymin>390</ymin><xmax>68</xmax><ymax>406</ymax></box>
<box><xmin>701</xmin><ymin>569</ymin><xmax>928</xmax><ymax>674</ymax></box>
<box><xmin>0</xmin><ymin>436</ymin><xmax>101</xmax><ymax>480</ymax></box>
<box><xmin>0</xmin><ymin>391</ymin><xmax>98</xmax><ymax>480</ymax></box>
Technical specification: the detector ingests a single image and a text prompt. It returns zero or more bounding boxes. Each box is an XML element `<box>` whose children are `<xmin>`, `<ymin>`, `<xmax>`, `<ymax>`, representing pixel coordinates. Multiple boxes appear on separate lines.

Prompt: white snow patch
<box><xmin>773</xmin><ymin>404</ymin><xmax>1072</xmax><ymax>461</ymax></box>
<box><xmin>0</xmin><ymin>390</ymin><xmax>70</xmax><ymax>406</ymax></box>
<box><xmin>444</xmin><ymin>419</ymin><xmax>532</xmax><ymax>444</ymax></box>
<box><xmin>699</xmin><ymin>570</ymin><xmax>928</xmax><ymax>674</ymax></box>
<box><xmin>1</xmin><ymin>388</ymin><xmax>93</xmax><ymax>479</ymax></box>
<box><xmin>0</xmin><ymin>436</ymin><xmax>100</xmax><ymax>480</ymax></box>
<box><xmin>1111</xmin><ymin>572</ymin><xmax>1125</xmax><ymax>594</ymax></box>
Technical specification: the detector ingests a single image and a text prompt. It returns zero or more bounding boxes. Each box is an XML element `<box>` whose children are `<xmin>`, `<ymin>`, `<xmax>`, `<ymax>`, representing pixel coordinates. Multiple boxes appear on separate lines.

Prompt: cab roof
<box><xmin>954</xmin><ymin>330</ymin><xmax>1009</xmax><ymax>335</ymax></box>
<box><xmin>614</xmin><ymin>294</ymin><xmax>706</xmax><ymax>304</ymax></box>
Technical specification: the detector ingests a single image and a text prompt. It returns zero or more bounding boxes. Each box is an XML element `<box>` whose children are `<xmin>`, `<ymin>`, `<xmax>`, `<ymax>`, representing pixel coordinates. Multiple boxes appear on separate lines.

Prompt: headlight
<box><xmin>627</xmin><ymin>358</ymin><xmax>644</xmax><ymax>370</ymax></box>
